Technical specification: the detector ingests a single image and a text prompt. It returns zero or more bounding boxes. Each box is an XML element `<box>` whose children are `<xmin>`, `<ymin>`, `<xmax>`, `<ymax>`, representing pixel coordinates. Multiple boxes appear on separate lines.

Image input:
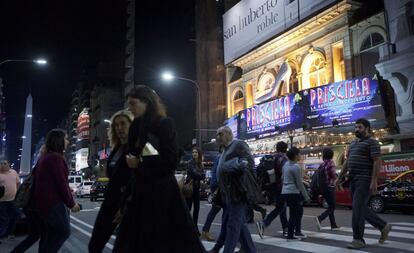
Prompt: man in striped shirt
<box><xmin>337</xmin><ymin>118</ymin><xmax>391</xmax><ymax>249</ymax></box>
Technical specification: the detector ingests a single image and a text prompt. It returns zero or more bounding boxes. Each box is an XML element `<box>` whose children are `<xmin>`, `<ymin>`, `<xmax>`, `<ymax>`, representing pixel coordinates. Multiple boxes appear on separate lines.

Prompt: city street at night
<box><xmin>1</xmin><ymin>199</ymin><xmax>414</xmax><ymax>253</ymax></box>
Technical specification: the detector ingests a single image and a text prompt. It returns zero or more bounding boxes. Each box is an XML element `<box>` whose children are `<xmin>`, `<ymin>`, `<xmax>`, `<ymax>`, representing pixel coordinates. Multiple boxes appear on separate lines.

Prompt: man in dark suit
<box><xmin>208</xmin><ymin>126</ymin><xmax>256</xmax><ymax>253</ymax></box>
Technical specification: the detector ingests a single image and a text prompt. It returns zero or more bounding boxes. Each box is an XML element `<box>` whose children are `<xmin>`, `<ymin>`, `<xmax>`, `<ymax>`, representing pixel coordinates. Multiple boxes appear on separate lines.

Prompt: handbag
<box><xmin>181</xmin><ymin>178</ymin><xmax>193</xmax><ymax>199</ymax></box>
<box><xmin>15</xmin><ymin>172</ymin><xmax>35</xmax><ymax>208</ymax></box>
<box><xmin>211</xmin><ymin>188</ymin><xmax>222</xmax><ymax>207</ymax></box>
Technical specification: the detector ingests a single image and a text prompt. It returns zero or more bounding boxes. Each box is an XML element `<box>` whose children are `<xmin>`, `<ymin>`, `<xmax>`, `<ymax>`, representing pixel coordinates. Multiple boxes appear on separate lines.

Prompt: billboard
<box><xmin>75</xmin><ymin>148</ymin><xmax>89</xmax><ymax>171</ymax></box>
<box><xmin>223</xmin><ymin>0</ymin><xmax>338</xmax><ymax>64</ymax></box>
<box><xmin>238</xmin><ymin>77</ymin><xmax>385</xmax><ymax>139</ymax></box>
<box><xmin>77</xmin><ymin>109</ymin><xmax>90</xmax><ymax>141</ymax></box>
<box><xmin>380</xmin><ymin>152</ymin><xmax>414</xmax><ymax>181</ymax></box>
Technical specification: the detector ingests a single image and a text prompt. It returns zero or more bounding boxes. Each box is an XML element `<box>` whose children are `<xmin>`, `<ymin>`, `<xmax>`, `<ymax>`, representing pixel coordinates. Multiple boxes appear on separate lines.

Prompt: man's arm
<box><xmin>370</xmin><ymin>157</ymin><xmax>381</xmax><ymax>194</ymax></box>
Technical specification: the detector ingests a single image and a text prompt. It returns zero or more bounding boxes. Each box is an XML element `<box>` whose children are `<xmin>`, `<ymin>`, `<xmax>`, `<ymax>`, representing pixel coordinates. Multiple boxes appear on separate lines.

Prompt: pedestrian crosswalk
<box><xmin>32</xmin><ymin>215</ymin><xmax>414</xmax><ymax>253</ymax></box>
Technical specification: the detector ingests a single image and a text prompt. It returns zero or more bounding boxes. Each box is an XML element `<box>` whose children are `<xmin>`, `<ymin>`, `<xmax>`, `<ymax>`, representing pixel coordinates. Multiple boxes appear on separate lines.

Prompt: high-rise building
<box><xmin>124</xmin><ymin>0</ymin><xmax>135</xmax><ymax>96</ymax></box>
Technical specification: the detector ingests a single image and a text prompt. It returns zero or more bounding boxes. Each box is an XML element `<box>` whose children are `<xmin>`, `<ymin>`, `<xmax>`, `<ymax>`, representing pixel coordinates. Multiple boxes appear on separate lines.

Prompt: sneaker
<box><xmin>347</xmin><ymin>239</ymin><xmax>366</xmax><ymax>249</ymax></box>
<box><xmin>379</xmin><ymin>224</ymin><xmax>392</xmax><ymax>243</ymax></box>
<box><xmin>200</xmin><ymin>231</ymin><xmax>215</xmax><ymax>242</ymax></box>
<box><xmin>260</xmin><ymin>209</ymin><xmax>267</xmax><ymax>220</ymax></box>
<box><xmin>256</xmin><ymin>221</ymin><xmax>265</xmax><ymax>239</ymax></box>
<box><xmin>315</xmin><ymin>217</ymin><xmax>321</xmax><ymax>231</ymax></box>
<box><xmin>331</xmin><ymin>226</ymin><xmax>341</xmax><ymax>231</ymax></box>
<box><xmin>287</xmin><ymin>236</ymin><xmax>301</xmax><ymax>242</ymax></box>
<box><xmin>282</xmin><ymin>228</ymin><xmax>288</xmax><ymax>237</ymax></box>
<box><xmin>294</xmin><ymin>232</ymin><xmax>307</xmax><ymax>239</ymax></box>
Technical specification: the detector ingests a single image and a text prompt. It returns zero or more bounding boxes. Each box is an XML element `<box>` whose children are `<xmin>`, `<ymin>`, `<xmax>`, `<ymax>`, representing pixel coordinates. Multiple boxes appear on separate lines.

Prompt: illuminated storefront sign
<box><xmin>223</xmin><ymin>0</ymin><xmax>338</xmax><ymax>63</ymax></box>
<box><xmin>77</xmin><ymin>109</ymin><xmax>90</xmax><ymax>141</ymax></box>
<box><xmin>75</xmin><ymin>148</ymin><xmax>89</xmax><ymax>171</ymax></box>
<box><xmin>380</xmin><ymin>152</ymin><xmax>414</xmax><ymax>180</ymax></box>
<box><xmin>234</xmin><ymin>77</ymin><xmax>385</xmax><ymax>139</ymax></box>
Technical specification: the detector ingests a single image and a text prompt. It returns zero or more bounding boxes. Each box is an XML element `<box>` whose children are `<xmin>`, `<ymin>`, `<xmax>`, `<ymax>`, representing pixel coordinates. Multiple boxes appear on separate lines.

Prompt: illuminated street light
<box><xmin>0</xmin><ymin>58</ymin><xmax>48</xmax><ymax>66</ymax></box>
<box><xmin>104</xmin><ymin>119</ymin><xmax>111</xmax><ymax>124</ymax></box>
<box><xmin>21</xmin><ymin>136</ymin><xmax>26</xmax><ymax>139</ymax></box>
<box><xmin>26</xmin><ymin>114</ymin><xmax>33</xmax><ymax>118</ymax></box>
<box><xmin>161</xmin><ymin>72</ymin><xmax>174</xmax><ymax>81</ymax></box>
<box><xmin>34</xmin><ymin>59</ymin><xmax>47</xmax><ymax>65</ymax></box>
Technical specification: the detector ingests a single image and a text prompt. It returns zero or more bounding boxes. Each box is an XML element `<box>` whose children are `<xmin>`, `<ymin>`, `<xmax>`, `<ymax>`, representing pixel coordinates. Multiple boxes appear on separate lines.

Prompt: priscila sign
<box><xmin>238</xmin><ymin>77</ymin><xmax>385</xmax><ymax>139</ymax></box>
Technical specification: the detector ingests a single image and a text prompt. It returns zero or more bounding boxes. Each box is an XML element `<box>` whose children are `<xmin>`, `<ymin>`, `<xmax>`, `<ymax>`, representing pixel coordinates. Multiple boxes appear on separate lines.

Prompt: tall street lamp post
<box><xmin>162</xmin><ymin>71</ymin><xmax>201</xmax><ymax>148</ymax></box>
<box><xmin>288</xmin><ymin>129</ymin><xmax>296</xmax><ymax>148</ymax></box>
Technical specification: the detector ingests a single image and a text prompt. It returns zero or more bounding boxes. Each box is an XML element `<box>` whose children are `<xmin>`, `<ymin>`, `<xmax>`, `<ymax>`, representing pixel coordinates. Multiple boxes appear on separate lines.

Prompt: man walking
<box><xmin>0</xmin><ymin>159</ymin><xmax>20</xmax><ymax>241</ymax></box>
<box><xmin>256</xmin><ymin>141</ymin><xmax>289</xmax><ymax>238</ymax></box>
<box><xmin>337</xmin><ymin>118</ymin><xmax>392</xmax><ymax>249</ymax></box>
<box><xmin>208</xmin><ymin>126</ymin><xmax>256</xmax><ymax>253</ymax></box>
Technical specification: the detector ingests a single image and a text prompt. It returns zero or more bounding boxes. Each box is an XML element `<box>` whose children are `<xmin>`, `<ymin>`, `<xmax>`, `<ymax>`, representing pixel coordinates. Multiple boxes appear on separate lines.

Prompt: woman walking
<box><xmin>315</xmin><ymin>148</ymin><xmax>340</xmax><ymax>231</ymax></box>
<box><xmin>113</xmin><ymin>85</ymin><xmax>205</xmax><ymax>253</ymax></box>
<box><xmin>88</xmin><ymin>110</ymin><xmax>134</xmax><ymax>253</ymax></box>
<box><xmin>281</xmin><ymin>147</ymin><xmax>310</xmax><ymax>241</ymax></box>
<box><xmin>34</xmin><ymin>129</ymin><xmax>80</xmax><ymax>253</ymax></box>
<box><xmin>186</xmin><ymin>147</ymin><xmax>205</xmax><ymax>232</ymax></box>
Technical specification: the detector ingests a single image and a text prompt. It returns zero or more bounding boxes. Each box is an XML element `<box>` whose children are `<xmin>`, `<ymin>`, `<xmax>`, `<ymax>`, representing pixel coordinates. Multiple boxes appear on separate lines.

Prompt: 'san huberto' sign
<box><xmin>223</xmin><ymin>0</ymin><xmax>338</xmax><ymax>64</ymax></box>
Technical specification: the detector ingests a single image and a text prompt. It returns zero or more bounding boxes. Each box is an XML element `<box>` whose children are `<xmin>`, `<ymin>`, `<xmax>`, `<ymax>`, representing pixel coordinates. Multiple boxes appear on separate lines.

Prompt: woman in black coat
<box><xmin>88</xmin><ymin>110</ymin><xmax>134</xmax><ymax>253</ymax></box>
<box><xmin>113</xmin><ymin>85</ymin><xmax>205</xmax><ymax>253</ymax></box>
<box><xmin>186</xmin><ymin>147</ymin><xmax>205</xmax><ymax>232</ymax></box>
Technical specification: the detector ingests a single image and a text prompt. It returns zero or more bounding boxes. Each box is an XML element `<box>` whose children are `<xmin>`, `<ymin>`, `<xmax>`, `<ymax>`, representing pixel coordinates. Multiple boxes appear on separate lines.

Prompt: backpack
<box><xmin>310</xmin><ymin>164</ymin><xmax>327</xmax><ymax>195</ymax></box>
<box><xmin>256</xmin><ymin>155</ymin><xmax>275</xmax><ymax>188</ymax></box>
<box><xmin>14</xmin><ymin>172</ymin><xmax>35</xmax><ymax>209</ymax></box>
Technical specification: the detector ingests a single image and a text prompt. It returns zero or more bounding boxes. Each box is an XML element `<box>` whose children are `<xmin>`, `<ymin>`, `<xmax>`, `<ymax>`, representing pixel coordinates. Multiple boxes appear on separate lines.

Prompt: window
<box><xmin>288</xmin><ymin>62</ymin><xmax>299</xmax><ymax>93</ymax></box>
<box><xmin>360</xmin><ymin>33</ymin><xmax>385</xmax><ymax>52</ymax></box>
<box><xmin>245</xmin><ymin>83</ymin><xmax>254</xmax><ymax>108</ymax></box>
<box><xmin>232</xmin><ymin>90</ymin><xmax>245</xmax><ymax>115</ymax></box>
<box><xmin>333</xmin><ymin>42</ymin><xmax>345</xmax><ymax>82</ymax></box>
<box><xmin>69</xmin><ymin>178</ymin><xmax>74</xmax><ymax>183</ymax></box>
<box><xmin>301</xmin><ymin>52</ymin><xmax>327</xmax><ymax>89</ymax></box>
<box><xmin>76</xmin><ymin>177</ymin><xmax>82</xmax><ymax>183</ymax></box>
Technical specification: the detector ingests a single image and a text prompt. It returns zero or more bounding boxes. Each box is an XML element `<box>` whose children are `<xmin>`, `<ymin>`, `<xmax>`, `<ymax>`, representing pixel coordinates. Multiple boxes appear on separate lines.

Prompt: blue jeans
<box><xmin>350</xmin><ymin>177</ymin><xmax>386</xmax><ymax>241</ymax></box>
<box><xmin>214</xmin><ymin>201</ymin><xmax>256</xmax><ymax>253</ymax></box>
<box><xmin>11</xmin><ymin>209</ymin><xmax>41</xmax><ymax>253</ymax></box>
<box><xmin>39</xmin><ymin>202</ymin><xmax>70</xmax><ymax>253</ymax></box>
<box><xmin>263</xmin><ymin>195</ymin><xmax>288</xmax><ymax>229</ymax></box>
<box><xmin>318</xmin><ymin>186</ymin><xmax>338</xmax><ymax>228</ymax></box>
<box><xmin>283</xmin><ymin>194</ymin><xmax>303</xmax><ymax>238</ymax></box>
<box><xmin>0</xmin><ymin>201</ymin><xmax>20</xmax><ymax>238</ymax></box>
<box><xmin>202</xmin><ymin>204</ymin><xmax>221</xmax><ymax>232</ymax></box>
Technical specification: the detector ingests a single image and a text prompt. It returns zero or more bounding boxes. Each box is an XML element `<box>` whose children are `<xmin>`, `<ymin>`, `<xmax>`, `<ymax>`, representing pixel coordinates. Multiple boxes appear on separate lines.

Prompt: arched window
<box><xmin>288</xmin><ymin>60</ymin><xmax>299</xmax><ymax>93</ymax></box>
<box><xmin>301</xmin><ymin>52</ymin><xmax>327</xmax><ymax>89</ymax></box>
<box><xmin>232</xmin><ymin>89</ymin><xmax>245</xmax><ymax>115</ymax></box>
<box><xmin>360</xmin><ymin>32</ymin><xmax>385</xmax><ymax>52</ymax></box>
<box><xmin>360</xmin><ymin>32</ymin><xmax>386</xmax><ymax>76</ymax></box>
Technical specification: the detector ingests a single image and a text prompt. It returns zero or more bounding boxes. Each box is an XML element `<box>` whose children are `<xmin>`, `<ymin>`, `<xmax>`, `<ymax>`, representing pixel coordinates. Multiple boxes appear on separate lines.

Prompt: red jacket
<box><xmin>34</xmin><ymin>152</ymin><xmax>75</xmax><ymax>217</ymax></box>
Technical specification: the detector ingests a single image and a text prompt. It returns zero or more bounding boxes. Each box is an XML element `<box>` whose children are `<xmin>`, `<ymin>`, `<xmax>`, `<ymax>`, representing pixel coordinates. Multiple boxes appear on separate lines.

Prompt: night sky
<box><xmin>0</xmin><ymin>0</ymin><xmax>196</xmax><ymax>166</ymax></box>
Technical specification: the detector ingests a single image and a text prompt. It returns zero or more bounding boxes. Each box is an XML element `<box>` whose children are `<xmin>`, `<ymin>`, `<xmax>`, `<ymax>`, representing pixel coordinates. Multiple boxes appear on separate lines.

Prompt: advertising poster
<box><xmin>380</xmin><ymin>152</ymin><xmax>414</xmax><ymax>181</ymax></box>
<box><xmin>237</xmin><ymin>77</ymin><xmax>386</xmax><ymax>139</ymax></box>
<box><xmin>75</xmin><ymin>148</ymin><xmax>89</xmax><ymax>171</ymax></box>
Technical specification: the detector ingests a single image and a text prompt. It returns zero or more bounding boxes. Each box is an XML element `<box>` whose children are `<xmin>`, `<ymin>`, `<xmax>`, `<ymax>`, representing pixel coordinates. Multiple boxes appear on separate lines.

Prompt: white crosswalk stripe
<box><xmin>68</xmin><ymin>215</ymin><xmax>414</xmax><ymax>253</ymax></box>
<box><xmin>302</xmin><ymin>229</ymin><xmax>414</xmax><ymax>252</ymax></box>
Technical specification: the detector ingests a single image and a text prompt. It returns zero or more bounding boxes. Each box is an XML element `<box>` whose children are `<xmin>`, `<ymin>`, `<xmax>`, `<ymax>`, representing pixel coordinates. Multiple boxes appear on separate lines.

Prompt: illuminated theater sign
<box><xmin>234</xmin><ymin>77</ymin><xmax>385</xmax><ymax>139</ymax></box>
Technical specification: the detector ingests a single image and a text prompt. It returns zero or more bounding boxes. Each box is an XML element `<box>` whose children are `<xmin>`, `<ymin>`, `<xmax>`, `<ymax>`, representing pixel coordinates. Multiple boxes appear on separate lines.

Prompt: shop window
<box><xmin>301</xmin><ymin>52</ymin><xmax>327</xmax><ymax>89</ymax></box>
<box><xmin>232</xmin><ymin>90</ymin><xmax>245</xmax><ymax>115</ymax></box>
<box><xmin>245</xmin><ymin>83</ymin><xmax>254</xmax><ymax>108</ymax></box>
<box><xmin>332</xmin><ymin>42</ymin><xmax>345</xmax><ymax>82</ymax></box>
<box><xmin>289</xmin><ymin>65</ymin><xmax>299</xmax><ymax>93</ymax></box>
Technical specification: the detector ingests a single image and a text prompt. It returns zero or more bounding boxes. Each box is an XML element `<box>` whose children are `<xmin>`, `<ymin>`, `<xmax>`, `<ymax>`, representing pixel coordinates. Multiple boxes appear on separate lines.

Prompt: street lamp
<box><xmin>161</xmin><ymin>71</ymin><xmax>201</xmax><ymax>147</ymax></box>
<box><xmin>287</xmin><ymin>129</ymin><xmax>296</xmax><ymax>148</ymax></box>
<box><xmin>104</xmin><ymin>119</ymin><xmax>111</xmax><ymax>124</ymax></box>
<box><xmin>0</xmin><ymin>58</ymin><xmax>47</xmax><ymax>66</ymax></box>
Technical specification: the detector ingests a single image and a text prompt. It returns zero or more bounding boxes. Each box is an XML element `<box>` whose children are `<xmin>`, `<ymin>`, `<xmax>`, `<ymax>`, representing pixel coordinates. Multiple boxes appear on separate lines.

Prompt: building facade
<box><xmin>223</xmin><ymin>0</ymin><xmax>401</xmax><ymax>179</ymax></box>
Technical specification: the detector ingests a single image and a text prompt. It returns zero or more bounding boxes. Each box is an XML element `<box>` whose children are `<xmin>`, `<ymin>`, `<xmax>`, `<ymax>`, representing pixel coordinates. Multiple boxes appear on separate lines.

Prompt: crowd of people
<box><xmin>0</xmin><ymin>84</ymin><xmax>394</xmax><ymax>252</ymax></box>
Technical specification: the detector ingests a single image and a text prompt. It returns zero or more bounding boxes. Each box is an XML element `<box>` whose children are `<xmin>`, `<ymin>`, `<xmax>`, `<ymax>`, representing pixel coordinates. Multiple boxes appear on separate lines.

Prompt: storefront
<box><xmin>223</xmin><ymin>0</ymin><xmax>398</xmax><ymax>175</ymax></box>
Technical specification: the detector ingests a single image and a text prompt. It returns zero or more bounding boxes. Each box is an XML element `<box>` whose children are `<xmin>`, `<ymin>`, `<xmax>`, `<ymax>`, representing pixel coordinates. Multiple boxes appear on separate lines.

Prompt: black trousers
<box><xmin>11</xmin><ymin>209</ymin><xmax>41</xmax><ymax>253</ymax></box>
<box><xmin>283</xmin><ymin>194</ymin><xmax>303</xmax><ymax>238</ymax></box>
<box><xmin>39</xmin><ymin>202</ymin><xmax>70</xmax><ymax>253</ymax></box>
<box><xmin>186</xmin><ymin>187</ymin><xmax>201</xmax><ymax>230</ymax></box>
<box><xmin>89</xmin><ymin>200</ymin><xmax>119</xmax><ymax>253</ymax></box>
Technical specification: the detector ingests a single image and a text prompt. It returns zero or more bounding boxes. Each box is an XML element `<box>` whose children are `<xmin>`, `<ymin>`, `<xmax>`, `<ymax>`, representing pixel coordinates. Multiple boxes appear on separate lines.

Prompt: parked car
<box><xmin>90</xmin><ymin>178</ymin><xmax>109</xmax><ymax>201</ymax></box>
<box><xmin>69</xmin><ymin>175</ymin><xmax>83</xmax><ymax>192</ymax></box>
<box><xmin>76</xmin><ymin>181</ymin><xmax>94</xmax><ymax>198</ymax></box>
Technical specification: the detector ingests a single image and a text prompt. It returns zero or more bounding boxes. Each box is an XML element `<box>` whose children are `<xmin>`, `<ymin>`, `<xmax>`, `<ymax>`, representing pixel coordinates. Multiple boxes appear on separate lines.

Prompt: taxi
<box><xmin>336</xmin><ymin>170</ymin><xmax>414</xmax><ymax>213</ymax></box>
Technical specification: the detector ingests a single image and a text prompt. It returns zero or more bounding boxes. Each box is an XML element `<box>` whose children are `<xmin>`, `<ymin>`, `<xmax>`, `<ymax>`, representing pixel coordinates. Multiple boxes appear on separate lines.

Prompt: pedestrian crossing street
<box><xmin>64</xmin><ymin>215</ymin><xmax>414</xmax><ymax>253</ymax></box>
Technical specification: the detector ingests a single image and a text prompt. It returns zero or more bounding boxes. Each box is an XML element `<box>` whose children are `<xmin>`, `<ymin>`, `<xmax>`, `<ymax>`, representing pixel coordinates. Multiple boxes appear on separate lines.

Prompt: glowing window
<box><xmin>302</xmin><ymin>53</ymin><xmax>327</xmax><ymax>89</ymax></box>
<box><xmin>232</xmin><ymin>90</ymin><xmax>245</xmax><ymax>115</ymax></box>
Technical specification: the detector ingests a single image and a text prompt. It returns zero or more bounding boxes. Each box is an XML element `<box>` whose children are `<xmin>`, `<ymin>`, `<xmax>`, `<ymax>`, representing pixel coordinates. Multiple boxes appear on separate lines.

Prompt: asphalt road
<box><xmin>1</xmin><ymin>197</ymin><xmax>413</xmax><ymax>253</ymax></box>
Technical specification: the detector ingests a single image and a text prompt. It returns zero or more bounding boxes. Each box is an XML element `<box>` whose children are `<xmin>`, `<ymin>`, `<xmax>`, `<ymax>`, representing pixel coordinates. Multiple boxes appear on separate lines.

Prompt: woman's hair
<box><xmin>286</xmin><ymin>147</ymin><xmax>300</xmax><ymax>161</ymax></box>
<box><xmin>192</xmin><ymin>147</ymin><xmax>204</xmax><ymax>169</ymax></box>
<box><xmin>127</xmin><ymin>85</ymin><xmax>167</xmax><ymax>122</ymax></box>
<box><xmin>108</xmin><ymin>110</ymin><xmax>134</xmax><ymax>148</ymax></box>
<box><xmin>322</xmin><ymin>148</ymin><xmax>334</xmax><ymax>160</ymax></box>
<box><xmin>45</xmin><ymin>129</ymin><xmax>67</xmax><ymax>154</ymax></box>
